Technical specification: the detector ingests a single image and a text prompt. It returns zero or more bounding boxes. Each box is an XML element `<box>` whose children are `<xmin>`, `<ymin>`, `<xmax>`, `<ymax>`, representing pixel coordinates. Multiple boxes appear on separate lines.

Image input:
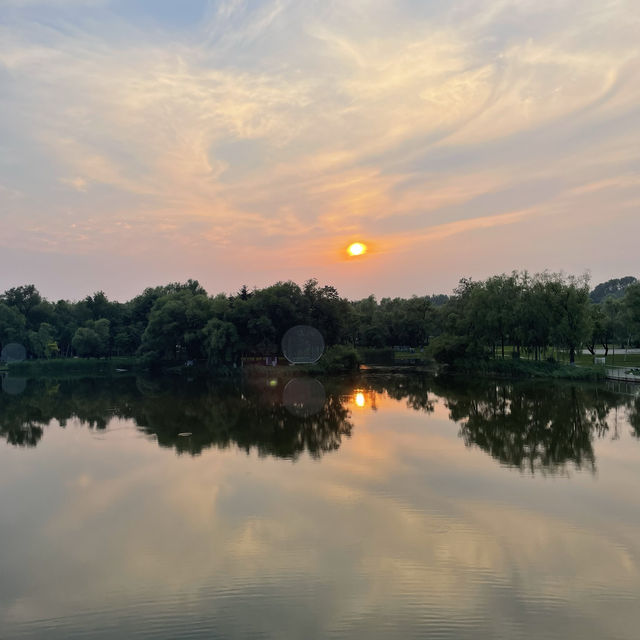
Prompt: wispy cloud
<box><xmin>0</xmin><ymin>0</ymin><xmax>639</xmax><ymax>298</ymax></box>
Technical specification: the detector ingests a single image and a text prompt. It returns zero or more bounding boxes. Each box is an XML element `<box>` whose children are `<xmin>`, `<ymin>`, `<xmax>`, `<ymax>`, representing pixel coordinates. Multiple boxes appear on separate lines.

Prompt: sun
<box><xmin>347</xmin><ymin>242</ymin><xmax>367</xmax><ymax>257</ymax></box>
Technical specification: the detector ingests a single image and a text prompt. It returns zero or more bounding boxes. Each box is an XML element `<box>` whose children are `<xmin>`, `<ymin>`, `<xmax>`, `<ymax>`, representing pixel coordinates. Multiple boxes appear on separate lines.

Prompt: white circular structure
<box><xmin>1</xmin><ymin>343</ymin><xmax>26</xmax><ymax>363</ymax></box>
<box><xmin>281</xmin><ymin>325</ymin><xmax>325</xmax><ymax>364</ymax></box>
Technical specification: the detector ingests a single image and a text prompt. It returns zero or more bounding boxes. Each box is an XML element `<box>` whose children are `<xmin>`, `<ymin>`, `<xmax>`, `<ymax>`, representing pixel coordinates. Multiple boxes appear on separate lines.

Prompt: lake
<box><xmin>1</xmin><ymin>372</ymin><xmax>640</xmax><ymax>639</ymax></box>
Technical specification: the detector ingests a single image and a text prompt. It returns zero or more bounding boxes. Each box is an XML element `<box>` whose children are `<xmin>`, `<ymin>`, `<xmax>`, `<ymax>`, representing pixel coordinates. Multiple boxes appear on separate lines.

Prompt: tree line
<box><xmin>0</xmin><ymin>273</ymin><xmax>638</xmax><ymax>366</ymax></box>
<box><xmin>431</xmin><ymin>272</ymin><xmax>639</xmax><ymax>364</ymax></box>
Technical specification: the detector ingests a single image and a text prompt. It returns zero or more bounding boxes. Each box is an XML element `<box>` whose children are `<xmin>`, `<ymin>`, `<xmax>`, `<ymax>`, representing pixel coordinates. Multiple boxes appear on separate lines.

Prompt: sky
<box><xmin>1</xmin><ymin>0</ymin><xmax>639</xmax><ymax>302</ymax></box>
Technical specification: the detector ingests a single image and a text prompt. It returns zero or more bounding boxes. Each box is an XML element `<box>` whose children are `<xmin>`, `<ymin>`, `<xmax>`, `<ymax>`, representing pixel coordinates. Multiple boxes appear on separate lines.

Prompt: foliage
<box><xmin>590</xmin><ymin>276</ymin><xmax>637</xmax><ymax>303</ymax></box>
<box><xmin>0</xmin><ymin>303</ymin><xmax>26</xmax><ymax>347</ymax></box>
<box><xmin>432</xmin><ymin>271</ymin><xmax>596</xmax><ymax>364</ymax></box>
<box><xmin>315</xmin><ymin>345</ymin><xmax>361</xmax><ymax>373</ymax></box>
<box><xmin>204</xmin><ymin>319</ymin><xmax>241</xmax><ymax>367</ymax></box>
<box><xmin>139</xmin><ymin>288</ymin><xmax>214</xmax><ymax>362</ymax></box>
<box><xmin>445</xmin><ymin>358</ymin><xmax>605</xmax><ymax>381</ymax></box>
<box><xmin>624</xmin><ymin>283</ymin><xmax>640</xmax><ymax>342</ymax></box>
<box><xmin>428</xmin><ymin>334</ymin><xmax>477</xmax><ymax>364</ymax></box>
<box><xmin>7</xmin><ymin>356</ymin><xmax>141</xmax><ymax>376</ymax></box>
<box><xmin>1</xmin><ymin>271</ymin><xmax>639</xmax><ymax>372</ymax></box>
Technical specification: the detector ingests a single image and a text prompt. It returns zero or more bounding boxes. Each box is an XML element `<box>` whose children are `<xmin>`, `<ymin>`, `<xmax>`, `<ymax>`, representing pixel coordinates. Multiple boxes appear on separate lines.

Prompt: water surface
<box><xmin>1</xmin><ymin>373</ymin><xmax>640</xmax><ymax>639</ymax></box>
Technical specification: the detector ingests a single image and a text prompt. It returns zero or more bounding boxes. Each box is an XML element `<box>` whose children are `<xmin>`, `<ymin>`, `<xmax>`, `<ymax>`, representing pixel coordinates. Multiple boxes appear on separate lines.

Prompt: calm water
<box><xmin>1</xmin><ymin>372</ymin><xmax>640</xmax><ymax>639</ymax></box>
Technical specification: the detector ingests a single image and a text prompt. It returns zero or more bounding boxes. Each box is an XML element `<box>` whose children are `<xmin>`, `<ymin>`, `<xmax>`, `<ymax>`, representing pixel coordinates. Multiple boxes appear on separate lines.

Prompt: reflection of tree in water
<box><xmin>129</xmin><ymin>377</ymin><xmax>352</xmax><ymax>459</ymax></box>
<box><xmin>0</xmin><ymin>376</ymin><xmax>353</xmax><ymax>460</ymax></box>
<box><xmin>629</xmin><ymin>396</ymin><xmax>640</xmax><ymax>439</ymax></box>
<box><xmin>441</xmin><ymin>379</ymin><xmax>626</xmax><ymax>474</ymax></box>
<box><xmin>2</xmin><ymin>373</ymin><xmax>638</xmax><ymax>471</ymax></box>
<box><xmin>0</xmin><ymin>377</ymin><xmax>138</xmax><ymax>447</ymax></box>
<box><xmin>360</xmin><ymin>374</ymin><xmax>636</xmax><ymax>474</ymax></box>
<box><xmin>363</xmin><ymin>374</ymin><xmax>435</xmax><ymax>413</ymax></box>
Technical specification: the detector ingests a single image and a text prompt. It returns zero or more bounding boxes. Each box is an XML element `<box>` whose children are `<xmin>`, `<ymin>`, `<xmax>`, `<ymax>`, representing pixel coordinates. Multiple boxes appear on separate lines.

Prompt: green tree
<box><xmin>204</xmin><ymin>319</ymin><xmax>240</xmax><ymax>367</ymax></box>
<box><xmin>140</xmin><ymin>288</ymin><xmax>213</xmax><ymax>361</ymax></box>
<box><xmin>93</xmin><ymin>319</ymin><xmax>111</xmax><ymax>357</ymax></box>
<box><xmin>483</xmin><ymin>274</ymin><xmax>519</xmax><ymax>358</ymax></box>
<box><xmin>72</xmin><ymin>327</ymin><xmax>101</xmax><ymax>357</ymax></box>
<box><xmin>1</xmin><ymin>284</ymin><xmax>42</xmax><ymax>317</ymax></box>
<box><xmin>587</xmin><ymin>299</ymin><xmax>621</xmax><ymax>356</ymax></box>
<box><xmin>590</xmin><ymin>276</ymin><xmax>637</xmax><ymax>303</ymax></box>
<box><xmin>602</xmin><ymin>296</ymin><xmax>625</xmax><ymax>352</ymax></box>
<box><xmin>28</xmin><ymin>322</ymin><xmax>59</xmax><ymax>358</ymax></box>
<box><xmin>551</xmin><ymin>275</ymin><xmax>592</xmax><ymax>363</ymax></box>
<box><xmin>51</xmin><ymin>300</ymin><xmax>80</xmax><ymax>356</ymax></box>
<box><xmin>0</xmin><ymin>302</ymin><xmax>26</xmax><ymax>349</ymax></box>
<box><xmin>624</xmin><ymin>282</ymin><xmax>640</xmax><ymax>346</ymax></box>
<box><xmin>247</xmin><ymin>315</ymin><xmax>276</xmax><ymax>355</ymax></box>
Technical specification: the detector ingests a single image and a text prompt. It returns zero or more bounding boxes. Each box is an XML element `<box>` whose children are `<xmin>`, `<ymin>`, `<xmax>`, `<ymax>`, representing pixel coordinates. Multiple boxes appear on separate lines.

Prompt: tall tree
<box><xmin>0</xmin><ymin>302</ymin><xmax>26</xmax><ymax>350</ymax></box>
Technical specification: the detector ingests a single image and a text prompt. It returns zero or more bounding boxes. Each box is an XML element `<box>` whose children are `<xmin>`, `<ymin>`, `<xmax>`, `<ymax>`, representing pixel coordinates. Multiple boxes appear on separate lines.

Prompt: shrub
<box><xmin>318</xmin><ymin>345</ymin><xmax>361</xmax><ymax>373</ymax></box>
<box><xmin>428</xmin><ymin>334</ymin><xmax>477</xmax><ymax>364</ymax></box>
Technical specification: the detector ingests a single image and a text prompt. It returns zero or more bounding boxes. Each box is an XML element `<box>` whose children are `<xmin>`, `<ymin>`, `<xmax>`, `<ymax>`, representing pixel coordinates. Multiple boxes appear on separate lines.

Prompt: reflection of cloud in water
<box><xmin>2</xmin><ymin>388</ymin><xmax>640</xmax><ymax>639</ymax></box>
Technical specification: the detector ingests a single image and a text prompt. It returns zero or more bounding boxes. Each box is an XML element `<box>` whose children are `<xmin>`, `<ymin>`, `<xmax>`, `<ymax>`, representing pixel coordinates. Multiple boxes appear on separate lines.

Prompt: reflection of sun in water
<box><xmin>347</xmin><ymin>242</ymin><xmax>367</xmax><ymax>257</ymax></box>
<box><xmin>355</xmin><ymin>392</ymin><xmax>366</xmax><ymax>407</ymax></box>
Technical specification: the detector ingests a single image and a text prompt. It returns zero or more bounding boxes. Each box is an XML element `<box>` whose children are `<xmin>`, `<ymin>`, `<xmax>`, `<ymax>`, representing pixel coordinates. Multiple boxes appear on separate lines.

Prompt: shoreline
<box><xmin>2</xmin><ymin>355</ymin><xmax>626</xmax><ymax>384</ymax></box>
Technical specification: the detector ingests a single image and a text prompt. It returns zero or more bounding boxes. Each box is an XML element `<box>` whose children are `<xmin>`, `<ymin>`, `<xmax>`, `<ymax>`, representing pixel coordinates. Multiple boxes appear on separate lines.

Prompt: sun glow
<box><xmin>347</xmin><ymin>242</ymin><xmax>367</xmax><ymax>257</ymax></box>
<box><xmin>355</xmin><ymin>392</ymin><xmax>366</xmax><ymax>407</ymax></box>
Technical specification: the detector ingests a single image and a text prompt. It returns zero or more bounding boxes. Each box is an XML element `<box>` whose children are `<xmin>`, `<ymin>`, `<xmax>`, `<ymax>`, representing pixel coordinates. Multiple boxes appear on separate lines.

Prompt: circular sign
<box><xmin>281</xmin><ymin>325</ymin><xmax>325</xmax><ymax>364</ymax></box>
<box><xmin>283</xmin><ymin>377</ymin><xmax>326</xmax><ymax>418</ymax></box>
<box><xmin>1</xmin><ymin>343</ymin><xmax>26</xmax><ymax>363</ymax></box>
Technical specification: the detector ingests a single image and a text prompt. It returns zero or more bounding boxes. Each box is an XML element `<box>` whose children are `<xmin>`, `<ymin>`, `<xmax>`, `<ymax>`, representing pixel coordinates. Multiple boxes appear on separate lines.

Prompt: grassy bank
<box><xmin>495</xmin><ymin>346</ymin><xmax>640</xmax><ymax>368</ymax></box>
<box><xmin>5</xmin><ymin>349</ymin><xmax>616</xmax><ymax>383</ymax></box>
<box><xmin>358</xmin><ymin>347</ymin><xmax>433</xmax><ymax>366</ymax></box>
<box><xmin>7</xmin><ymin>356</ymin><xmax>144</xmax><ymax>376</ymax></box>
<box><xmin>574</xmin><ymin>352</ymin><xmax>640</xmax><ymax>367</ymax></box>
<box><xmin>444</xmin><ymin>358</ymin><xmax>606</xmax><ymax>381</ymax></box>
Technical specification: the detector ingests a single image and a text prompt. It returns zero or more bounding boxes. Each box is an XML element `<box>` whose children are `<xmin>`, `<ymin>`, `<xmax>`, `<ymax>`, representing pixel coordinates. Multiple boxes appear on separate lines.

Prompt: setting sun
<box><xmin>347</xmin><ymin>242</ymin><xmax>367</xmax><ymax>257</ymax></box>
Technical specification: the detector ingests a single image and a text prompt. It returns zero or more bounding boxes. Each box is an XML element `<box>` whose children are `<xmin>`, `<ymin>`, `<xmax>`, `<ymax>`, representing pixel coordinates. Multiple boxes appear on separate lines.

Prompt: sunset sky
<box><xmin>1</xmin><ymin>0</ymin><xmax>639</xmax><ymax>301</ymax></box>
